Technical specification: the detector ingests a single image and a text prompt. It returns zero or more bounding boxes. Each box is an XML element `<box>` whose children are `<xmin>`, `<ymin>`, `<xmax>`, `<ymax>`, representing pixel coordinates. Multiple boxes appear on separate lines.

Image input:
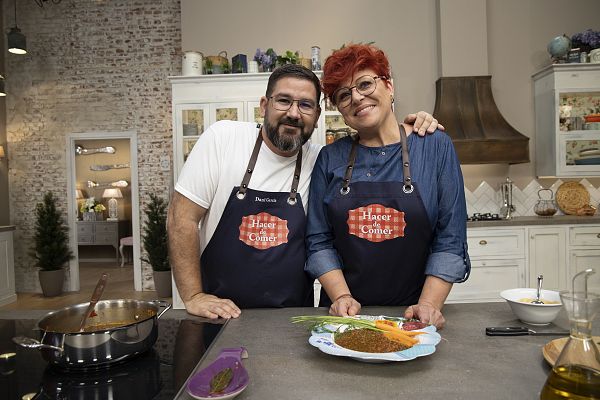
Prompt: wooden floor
<box><xmin>0</xmin><ymin>262</ymin><xmax>169</xmax><ymax>311</ymax></box>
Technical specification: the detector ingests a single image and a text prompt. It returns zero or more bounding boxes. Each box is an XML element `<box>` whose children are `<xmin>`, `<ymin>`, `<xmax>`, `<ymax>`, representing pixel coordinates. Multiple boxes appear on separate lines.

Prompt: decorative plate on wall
<box><xmin>555</xmin><ymin>181</ymin><xmax>590</xmax><ymax>215</ymax></box>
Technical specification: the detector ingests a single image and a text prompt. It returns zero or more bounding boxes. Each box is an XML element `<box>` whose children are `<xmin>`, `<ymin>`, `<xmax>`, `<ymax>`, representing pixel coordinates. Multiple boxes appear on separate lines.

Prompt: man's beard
<box><xmin>263</xmin><ymin>113</ymin><xmax>313</xmax><ymax>153</ymax></box>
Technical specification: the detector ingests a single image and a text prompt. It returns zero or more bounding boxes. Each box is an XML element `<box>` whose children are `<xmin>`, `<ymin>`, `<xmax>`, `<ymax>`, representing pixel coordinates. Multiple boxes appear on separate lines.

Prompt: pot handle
<box><xmin>152</xmin><ymin>300</ymin><xmax>172</xmax><ymax>319</ymax></box>
<box><xmin>12</xmin><ymin>336</ymin><xmax>64</xmax><ymax>353</ymax></box>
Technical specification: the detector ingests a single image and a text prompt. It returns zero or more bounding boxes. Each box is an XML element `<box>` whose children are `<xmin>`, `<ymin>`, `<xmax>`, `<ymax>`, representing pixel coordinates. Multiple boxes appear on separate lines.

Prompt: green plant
<box><xmin>277</xmin><ymin>50</ymin><xmax>299</xmax><ymax>65</ymax></box>
<box><xmin>222</xmin><ymin>59</ymin><xmax>230</xmax><ymax>74</ymax></box>
<box><xmin>204</xmin><ymin>58</ymin><xmax>213</xmax><ymax>74</ymax></box>
<box><xmin>141</xmin><ymin>194</ymin><xmax>170</xmax><ymax>271</ymax></box>
<box><xmin>32</xmin><ymin>192</ymin><xmax>73</xmax><ymax>271</ymax></box>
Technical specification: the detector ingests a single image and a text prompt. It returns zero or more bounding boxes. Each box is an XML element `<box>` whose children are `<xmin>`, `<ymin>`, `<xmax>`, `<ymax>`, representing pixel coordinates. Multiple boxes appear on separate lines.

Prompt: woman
<box><xmin>305</xmin><ymin>44</ymin><xmax>470</xmax><ymax>328</ymax></box>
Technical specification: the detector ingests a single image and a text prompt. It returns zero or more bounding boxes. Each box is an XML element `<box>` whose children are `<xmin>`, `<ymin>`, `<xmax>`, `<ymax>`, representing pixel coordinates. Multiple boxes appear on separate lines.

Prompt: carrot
<box><xmin>375</xmin><ymin>320</ymin><xmax>425</xmax><ymax>337</ymax></box>
<box><xmin>383</xmin><ymin>331</ymin><xmax>419</xmax><ymax>347</ymax></box>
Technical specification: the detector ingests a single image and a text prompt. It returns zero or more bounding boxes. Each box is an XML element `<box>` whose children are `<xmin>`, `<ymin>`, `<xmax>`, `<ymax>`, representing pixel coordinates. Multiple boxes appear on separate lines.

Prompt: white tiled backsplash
<box><xmin>465</xmin><ymin>179</ymin><xmax>600</xmax><ymax>216</ymax></box>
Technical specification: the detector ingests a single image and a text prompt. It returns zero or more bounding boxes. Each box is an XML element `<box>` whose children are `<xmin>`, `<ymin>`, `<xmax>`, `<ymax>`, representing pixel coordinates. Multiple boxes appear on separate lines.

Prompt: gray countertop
<box><xmin>0</xmin><ymin>225</ymin><xmax>16</xmax><ymax>232</ymax></box>
<box><xmin>174</xmin><ymin>303</ymin><xmax>585</xmax><ymax>400</ymax></box>
<box><xmin>467</xmin><ymin>215</ymin><xmax>600</xmax><ymax>228</ymax></box>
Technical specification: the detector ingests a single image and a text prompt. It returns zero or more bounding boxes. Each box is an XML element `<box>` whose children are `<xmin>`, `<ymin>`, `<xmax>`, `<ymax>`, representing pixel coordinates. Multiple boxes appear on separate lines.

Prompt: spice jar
<box><xmin>534</xmin><ymin>188</ymin><xmax>557</xmax><ymax>217</ymax></box>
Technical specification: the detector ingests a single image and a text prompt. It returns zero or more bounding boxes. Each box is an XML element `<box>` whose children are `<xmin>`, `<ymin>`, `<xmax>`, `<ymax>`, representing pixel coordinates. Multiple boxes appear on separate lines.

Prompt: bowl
<box><xmin>500</xmin><ymin>288</ymin><xmax>562</xmax><ymax>325</ymax></box>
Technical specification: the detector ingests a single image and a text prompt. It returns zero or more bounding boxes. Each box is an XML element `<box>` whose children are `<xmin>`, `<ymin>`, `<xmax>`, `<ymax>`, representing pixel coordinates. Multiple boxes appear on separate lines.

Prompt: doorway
<box><xmin>66</xmin><ymin>131</ymin><xmax>142</xmax><ymax>292</ymax></box>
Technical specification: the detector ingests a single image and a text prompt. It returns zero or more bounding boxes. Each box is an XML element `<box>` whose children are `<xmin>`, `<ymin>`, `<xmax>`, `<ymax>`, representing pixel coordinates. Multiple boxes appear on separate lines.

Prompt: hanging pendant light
<box><xmin>7</xmin><ymin>0</ymin><xmax>27</xmax><ymax>55</ymax></box>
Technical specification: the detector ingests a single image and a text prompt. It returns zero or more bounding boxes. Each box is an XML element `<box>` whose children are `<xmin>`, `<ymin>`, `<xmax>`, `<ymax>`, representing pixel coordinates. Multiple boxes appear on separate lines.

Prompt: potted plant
<box><xmin>32</xmin><ymin>192</ymin><xmax>74</xmax><ymax>297</ymax></box>
<box><xmin>254</xmin><ymin>48</ymin><xmax>277</xmax><ymax>72</ymax></box>
<box><xmin>277</xmin><ymin>50</ymin><xmax>299</xmax><ymax>66</ymax></box>
<box><xmin>142</xmin><ymin>193</ymin><xmax>171</xmax><ymax>297</ymax></box>
<box><xmin>80</xmin><ymin>197</ymin><xmax>106</xmax><ymax>221</ymax></box>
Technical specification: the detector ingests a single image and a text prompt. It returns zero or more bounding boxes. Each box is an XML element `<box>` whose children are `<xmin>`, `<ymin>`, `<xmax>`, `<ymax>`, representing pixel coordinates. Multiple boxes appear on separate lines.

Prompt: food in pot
<box><xmin>335</xmin><ymin>328</ymin><xmax>410</xmax><ymax>353</ymax></box>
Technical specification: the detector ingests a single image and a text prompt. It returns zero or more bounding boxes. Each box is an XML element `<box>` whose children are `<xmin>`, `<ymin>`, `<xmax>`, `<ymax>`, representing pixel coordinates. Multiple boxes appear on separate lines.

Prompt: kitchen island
<box><xmin>174</xmin><ymin>303</ymin><xmax>589</xmax><ymax>400</ymax></box>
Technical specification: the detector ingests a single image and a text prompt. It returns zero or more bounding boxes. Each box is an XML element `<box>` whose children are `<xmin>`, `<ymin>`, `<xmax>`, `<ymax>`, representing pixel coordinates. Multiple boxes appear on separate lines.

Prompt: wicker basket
<box><xmin>555</xmin><ymin>181</ymin><xmax>590</xmax><ymax>215</ymax></box>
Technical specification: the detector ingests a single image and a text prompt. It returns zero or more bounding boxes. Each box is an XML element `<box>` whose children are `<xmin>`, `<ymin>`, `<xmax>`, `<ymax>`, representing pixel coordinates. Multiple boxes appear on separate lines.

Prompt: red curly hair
<box><xmin>321</xmin><ymin>44</ymin><xmax>391</xmax><ymax>103</ymax></box>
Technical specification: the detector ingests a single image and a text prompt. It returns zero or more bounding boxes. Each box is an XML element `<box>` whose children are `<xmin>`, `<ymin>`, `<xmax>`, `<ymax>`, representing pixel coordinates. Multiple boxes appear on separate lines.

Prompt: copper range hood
<box><xmin>433</xmin><ymin>76</ymin><xmax>530</xmax><ymax>165</ymax></box>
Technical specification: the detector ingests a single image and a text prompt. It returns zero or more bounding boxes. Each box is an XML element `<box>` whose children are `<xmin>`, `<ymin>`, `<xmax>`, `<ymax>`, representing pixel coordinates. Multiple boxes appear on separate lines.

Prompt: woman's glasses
<box><xmin>331</xmin><ymin>75</ymin><xmax>387</xmax><ymax>108</ymax></box>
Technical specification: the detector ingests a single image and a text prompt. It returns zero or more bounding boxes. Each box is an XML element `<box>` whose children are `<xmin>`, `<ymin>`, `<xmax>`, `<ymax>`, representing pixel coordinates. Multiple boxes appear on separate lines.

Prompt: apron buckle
<box><xmin>403</xmin><ymin>184</ymin><xmax>414</xmax><ymax>194</ymax></box>
<box><xmin>340</xmin><ymin>186</ymin><xmax>351</xmax><ymax>195</ymax></box>
<box><xmin>236</xmin><ymin>190</ymin><xmax>246</xmax><ymax>200</ymax></box>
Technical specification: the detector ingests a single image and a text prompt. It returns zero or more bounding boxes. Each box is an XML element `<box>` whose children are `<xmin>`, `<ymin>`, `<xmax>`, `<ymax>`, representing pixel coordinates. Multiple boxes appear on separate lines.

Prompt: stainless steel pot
<box><xmin>13</xmin><ymin>299</ymin><xmax>171</xmax><ymax>368</ymax></box>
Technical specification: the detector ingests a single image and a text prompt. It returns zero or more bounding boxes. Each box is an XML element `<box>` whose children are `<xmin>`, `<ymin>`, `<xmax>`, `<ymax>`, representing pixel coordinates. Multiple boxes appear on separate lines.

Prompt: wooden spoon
<box><xmin>78</xmin><ymin>273</ymin><xmax>109</xmax><ymax>332</ymax></box>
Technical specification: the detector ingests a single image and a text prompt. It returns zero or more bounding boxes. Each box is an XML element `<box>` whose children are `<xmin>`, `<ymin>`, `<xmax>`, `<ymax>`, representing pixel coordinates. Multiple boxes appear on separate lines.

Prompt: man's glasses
<box><xmin>331</xmin><ymin>75</ymin><xmax>387</xmax><ymax>108</ymax></box>
<box><xmin>269</xmin><ymin>95</ymin><xmax>318</xmax><ymax>115</ymax></box>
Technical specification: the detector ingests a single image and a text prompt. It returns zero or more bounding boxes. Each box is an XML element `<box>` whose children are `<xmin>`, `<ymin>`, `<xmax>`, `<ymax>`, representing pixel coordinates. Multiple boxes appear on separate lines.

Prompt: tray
<box><xmin>555</xmin><ymin>182</ymin><xmax>590</xmax><ymax>215</ymax></box>
<box><xmin>542</xmin><ymin>336</ymin><xmax>600</xmax><ymax>366</ymax></box>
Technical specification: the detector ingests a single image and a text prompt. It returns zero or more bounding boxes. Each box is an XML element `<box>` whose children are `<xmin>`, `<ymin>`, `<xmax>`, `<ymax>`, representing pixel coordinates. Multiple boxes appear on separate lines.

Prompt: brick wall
<box><xmin>4</xmin><ymin>0</ymin><xmax>180</xmax><ymax>291</ymax></box>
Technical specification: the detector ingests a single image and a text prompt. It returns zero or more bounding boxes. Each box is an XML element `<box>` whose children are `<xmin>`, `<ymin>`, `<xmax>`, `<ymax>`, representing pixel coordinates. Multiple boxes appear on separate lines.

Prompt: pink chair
<box><xmin>119</xmin><ymin>236</ymin><xmax>134</xmax><ymax>267</ymax></box>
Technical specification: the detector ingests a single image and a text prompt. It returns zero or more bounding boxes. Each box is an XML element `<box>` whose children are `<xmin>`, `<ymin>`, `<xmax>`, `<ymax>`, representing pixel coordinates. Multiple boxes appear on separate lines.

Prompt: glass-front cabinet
<box><xmin>533</xmin><ymin>64</ymin><xmax>600</xmax><ymax>177</ymax></box>
<box><xmin>170</xmin><ymin>73</ymin><xmax>354</xmax><ymax>179</ymax></box>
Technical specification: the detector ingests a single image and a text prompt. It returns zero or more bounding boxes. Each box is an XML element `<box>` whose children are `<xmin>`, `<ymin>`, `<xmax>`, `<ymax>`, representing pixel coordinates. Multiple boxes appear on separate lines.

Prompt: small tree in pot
<box><xmin>142</xmin><ymin>193</ymin><xmax>171</xmax><ymax>297</ymax></box>
<box><xmin>32</xmin><ymin>192</ymin><xmax>73</xmax><ymax>296</ymax></box>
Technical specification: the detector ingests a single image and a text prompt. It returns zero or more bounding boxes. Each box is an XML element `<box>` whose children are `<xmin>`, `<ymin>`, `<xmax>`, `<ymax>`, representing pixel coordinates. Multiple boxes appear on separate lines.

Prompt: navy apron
<box><xmin>200</xmin><ymin>128</ymin><xmax>313</xmax><ymax>308</ymax></box>
<box><xmin>320</xmin><ymin>125</ymin><xmax>433</xmax><ymax>307</ymax></box>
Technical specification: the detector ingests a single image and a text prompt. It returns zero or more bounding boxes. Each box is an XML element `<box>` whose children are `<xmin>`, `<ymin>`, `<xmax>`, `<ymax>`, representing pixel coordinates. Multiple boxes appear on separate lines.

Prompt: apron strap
<box><xmin>236</xmin><ymin>125</ymin><xmax>304</xmax><ymax>205</ymax></box>
<box><xmin>340</xmin><ymin>136</ymin><xmax>359</xmax><ymax>195</ymax></box>
<box><xmin>236</xmin><ymin>128</ymin><xmax>264</xmax><ymax>200</ymax></box>
<box><xmin>399</xmin><ymin>125</ymin><xmax>414</xmax><ymax>194</ymax></box>
<box><xmin>288</xmin><ymin>146</ymin><xmax>303</xmax><ymax>205</ymax></box>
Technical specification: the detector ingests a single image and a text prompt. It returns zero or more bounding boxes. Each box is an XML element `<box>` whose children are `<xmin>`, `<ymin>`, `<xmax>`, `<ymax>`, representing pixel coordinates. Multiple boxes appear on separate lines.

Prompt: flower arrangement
<box><xmin>254</xmin><ymin>48</ymin><xmax>277</xmax><ymax>71</ymax></box>
<box><xmin>571</xmin><ymin>29</ymin><xmax>600</xmax><ymax>52</ymax></box>
<box><xmin>80</xmin><ymin>197</ymin><xmax>106</xmax><ymax>213</ymax></box>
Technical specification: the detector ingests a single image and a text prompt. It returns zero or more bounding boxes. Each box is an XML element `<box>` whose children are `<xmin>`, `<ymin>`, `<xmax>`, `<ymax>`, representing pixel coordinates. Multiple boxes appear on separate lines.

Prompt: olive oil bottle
<box><xmin>540</xmin><ymin>364</ymin><xmax>600</xmax><ymax>399</ymax></box>
<box><xmin>540</xmin><ymin>286</ymin><xmax>600</xmax><ymax>400</ymax></box>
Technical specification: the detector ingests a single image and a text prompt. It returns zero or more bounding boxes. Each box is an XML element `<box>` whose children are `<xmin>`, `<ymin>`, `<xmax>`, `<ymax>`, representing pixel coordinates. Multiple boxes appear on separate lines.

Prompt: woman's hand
<box><xmin>184</xmin><ymin>292</ymin><xmax>241</xmax><ymax>319</ymax></box>
<box><xmin>404</xmin><ymin>302</ymin><xmax>445</xmax><ymax>329</ymax></box>
<box><xmin>329</xmin><ymin>294</ymin><xmax>361</xmax><ymax>317</ymax></box>
<box><xmin>404</xmin><ymin>111</ymin><xmax>445</xmax><ymax>136</ymax></box>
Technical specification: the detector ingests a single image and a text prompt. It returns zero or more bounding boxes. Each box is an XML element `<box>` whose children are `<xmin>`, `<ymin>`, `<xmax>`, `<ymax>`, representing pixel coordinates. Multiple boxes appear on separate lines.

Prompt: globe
<box><xmin>547</xmin><ymin>35</ymin><xmax>571</xmax><ymax>59</ymax></box>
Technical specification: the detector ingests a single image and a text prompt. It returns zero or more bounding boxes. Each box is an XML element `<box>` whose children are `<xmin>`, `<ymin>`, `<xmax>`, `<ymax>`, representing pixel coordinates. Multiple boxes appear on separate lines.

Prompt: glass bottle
<box><xmin>540</xmin><ymin>290</ymin><xmax>600</xmax><ymax>399</ymax></box>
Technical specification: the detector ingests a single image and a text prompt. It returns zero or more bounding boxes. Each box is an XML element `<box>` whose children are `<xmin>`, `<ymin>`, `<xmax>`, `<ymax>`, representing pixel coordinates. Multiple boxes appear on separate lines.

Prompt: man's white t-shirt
<box><xmin>175</xmin><ymin>120</ymin><xmax>323</xmax><ymax>253</ymax></box>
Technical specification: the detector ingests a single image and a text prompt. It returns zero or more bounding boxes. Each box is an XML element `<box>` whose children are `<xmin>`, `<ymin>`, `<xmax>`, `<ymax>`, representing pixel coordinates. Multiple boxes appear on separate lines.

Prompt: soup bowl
<box><xmin>500</xmin><ymin>288</ymin><xmax>562</xmax><ymax>325</ymax></box>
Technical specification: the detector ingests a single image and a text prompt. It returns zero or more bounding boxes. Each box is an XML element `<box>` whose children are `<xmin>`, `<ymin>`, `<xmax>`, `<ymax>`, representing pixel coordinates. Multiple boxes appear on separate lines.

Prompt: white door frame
<box><xmin>66</xmin><ymin>131</ymin><xmax>142</xmax><ymax>291</ymax></box>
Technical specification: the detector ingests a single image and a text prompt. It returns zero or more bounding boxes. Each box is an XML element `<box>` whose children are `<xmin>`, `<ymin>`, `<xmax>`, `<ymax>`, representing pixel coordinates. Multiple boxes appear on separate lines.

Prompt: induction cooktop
<box><xmin>0</xmin><ymin>317</ymin><xmax>224</xmax><ymax>400</ymax></box>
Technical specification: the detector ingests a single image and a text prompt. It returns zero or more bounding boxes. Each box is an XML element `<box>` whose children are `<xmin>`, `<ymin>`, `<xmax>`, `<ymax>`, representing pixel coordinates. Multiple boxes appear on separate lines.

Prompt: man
<box><xmin>168</xmin><ymin>64</ymin><xmax>441</xmax><ymax>319</ymax></box>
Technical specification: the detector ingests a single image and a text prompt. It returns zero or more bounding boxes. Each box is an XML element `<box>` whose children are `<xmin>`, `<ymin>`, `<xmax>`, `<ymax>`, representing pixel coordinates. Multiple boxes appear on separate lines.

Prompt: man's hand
<box><xmin>404</xmin><ymin>302</ymin><xmax>445</xmax><ymax>329</ymax></box>
<box><xmin>404</xmin><ymin>111</ymin><xmax>445</xmax><ymax>136</ymax></box>
<box><xmin>329</xmin><ymin>294</ymin><xmax>361</xmax><ymax>317</ymax></box>
<box><xmin>184</xmin><ymin>292</ymin><xmax>241</xmax><ymax>319</ymax></box>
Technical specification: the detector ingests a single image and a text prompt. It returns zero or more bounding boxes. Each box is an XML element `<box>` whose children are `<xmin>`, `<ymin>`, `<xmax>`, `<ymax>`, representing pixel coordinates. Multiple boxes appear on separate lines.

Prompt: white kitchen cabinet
<box><xmin>533</xmin><ymin>64</ymin><xmax>600</xmax><ymax>178</ymax></box>
<box><xmin>528</xmin><ymin>227</ymin><xmax>567</xmax><ymax>291</ymax></box>
<box><xmin>447</xmin><ymin>228</ymin><xmax>526</xmax><ymax>303</ymax></box>
<box><xmin>569</xmin><ymin>225</ymin><xmax>600</xmax><ymax>293</ymax></box>
<box><xmin>0</xmin><ymin>229</ymin><xmax>16</xmax><ymax>306</ymax></box>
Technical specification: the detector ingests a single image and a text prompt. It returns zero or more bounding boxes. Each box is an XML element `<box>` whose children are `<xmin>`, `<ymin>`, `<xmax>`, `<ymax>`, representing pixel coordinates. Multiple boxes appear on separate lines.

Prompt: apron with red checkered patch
<box><xmin>201</xmin><ymin>131</ymin><xmax>313</xmax><ymax>308</ymax></box>
<box><xmin>320</xmin><ymin>126</ymin><xmax>433</xmax><ymax>307</ymax></box>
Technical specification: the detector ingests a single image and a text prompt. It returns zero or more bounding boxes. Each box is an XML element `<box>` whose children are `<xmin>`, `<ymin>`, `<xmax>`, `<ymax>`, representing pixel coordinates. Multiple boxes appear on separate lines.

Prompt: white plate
<box><xmin>308</xmin><ymin>315</ymin><xmax>441</xmax><ymax>363</ymax></box>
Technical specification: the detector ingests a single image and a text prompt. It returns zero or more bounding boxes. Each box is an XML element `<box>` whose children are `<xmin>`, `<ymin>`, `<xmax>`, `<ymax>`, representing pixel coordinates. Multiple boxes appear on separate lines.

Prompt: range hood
<box><xmin>433</xmin><ymin>75</ymin><xmax>530</xmax><ymax>165</ymax></box>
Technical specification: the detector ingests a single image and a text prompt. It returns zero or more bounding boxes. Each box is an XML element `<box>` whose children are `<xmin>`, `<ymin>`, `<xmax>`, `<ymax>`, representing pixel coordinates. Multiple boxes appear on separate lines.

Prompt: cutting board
<box><xmin>542</xmin><ymin>336</ymin><xmax>600</xmax><ymax>366</ymax></box>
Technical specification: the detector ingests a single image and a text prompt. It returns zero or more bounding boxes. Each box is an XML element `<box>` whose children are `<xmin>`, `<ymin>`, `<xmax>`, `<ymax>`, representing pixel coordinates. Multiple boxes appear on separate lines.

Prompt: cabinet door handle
<box><xmin>479</xmin><ymin>240</ymin><xmax>487</xmax><ymax>245</ymax></box>
<box><xmin>596</xmin><ymin>233</ymin><xmax>600</xmax><ymax>239</ymax></box>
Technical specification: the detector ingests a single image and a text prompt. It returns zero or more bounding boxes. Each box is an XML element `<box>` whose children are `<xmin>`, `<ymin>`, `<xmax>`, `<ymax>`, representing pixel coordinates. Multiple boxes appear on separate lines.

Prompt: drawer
<box><xmin>77</xmin><ymin>234</ymin><xmax>94</xmax><ymax>244</ymax></box>
<box><xmin>447</xmin><ymin>259</ymin><xmax>524</xmax><ymax>303</ymax></box>
<box><xmin>569</xmin><ymin>226</ymin><xmax>600</xmax><ymax>247</ymax></box>
<box><xmin>77</xmin><ymin>224</ymin><xmax>94</xmax><ymax>235</ymax></box>
<box><xmin>95</xmin><ymin>234</ymin><xmax>116</xmax><ymax>245</ymax></box>
<box><xmin>554</xmin><ymin>69</ymin><xmax>600</xmax><ymax>89</ymax></box>
<box><xmin>95</xmin><ymin>223</ymin><xmax>118</xmax><ymax>234</ymax></box>
<box><xmin>467</xmin><ymin>229</ymin><xmax>525</xmax><ymax>258</ymax></box>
